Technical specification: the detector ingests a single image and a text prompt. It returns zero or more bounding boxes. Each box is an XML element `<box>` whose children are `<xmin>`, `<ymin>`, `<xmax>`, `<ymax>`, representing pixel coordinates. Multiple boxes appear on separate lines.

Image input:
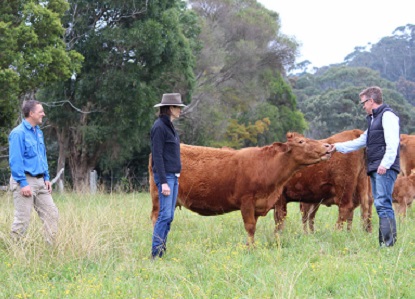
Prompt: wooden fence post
<box><xmin>90</xmin><ymin>170</ymin><xmax>97</xmax><ymax>194</ymax></box>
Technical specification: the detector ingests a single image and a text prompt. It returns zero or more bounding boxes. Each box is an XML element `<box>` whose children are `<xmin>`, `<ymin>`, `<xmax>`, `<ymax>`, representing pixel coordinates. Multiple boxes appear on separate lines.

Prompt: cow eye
<box><xmin>299</xmin><ymin>140</ymin><xmax>305</xmax><ymax>144</ymax></box>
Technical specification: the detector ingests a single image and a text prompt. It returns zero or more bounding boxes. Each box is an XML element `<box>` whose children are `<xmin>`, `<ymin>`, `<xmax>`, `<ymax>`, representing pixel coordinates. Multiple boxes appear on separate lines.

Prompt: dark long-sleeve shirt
<box><xmin>150</xmin><ymin>115</ymin><xmax>181</xmax><ymax>184</ymax></box>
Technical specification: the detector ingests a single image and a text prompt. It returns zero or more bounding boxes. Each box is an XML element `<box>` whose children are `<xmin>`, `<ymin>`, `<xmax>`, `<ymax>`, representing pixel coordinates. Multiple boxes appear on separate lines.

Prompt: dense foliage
<box><xmin>1</xmin><ymin>2</ymin><xmax>414</xmax><ymax>190</ymax></box>
<box><xmin>292</xmin><ymin>24</ymin><xmax>415</xmax><ymax>138</ymax></box>
<box><xmin>0</xmin><ymin>0</ymin><xmax>83</xmax><ymax>184</ymax></box>
<box><xmin>0</xmin><ymin>0</ymin><xmax>83</xmax><ymax>143</ymax></box>
<box><xmin>179</xmin><ymin>0</ymin><xmax>302</xmax><ymax>147</ymax></box>
<box><xmin>346</xmin><ymin>24</ymin><xmax>415</xmax><ymax>83</ymax></box>
<box><xmin>37</xmin><ymin>0</ymin><xmax>199</xmax><ymax>190</ymax></box>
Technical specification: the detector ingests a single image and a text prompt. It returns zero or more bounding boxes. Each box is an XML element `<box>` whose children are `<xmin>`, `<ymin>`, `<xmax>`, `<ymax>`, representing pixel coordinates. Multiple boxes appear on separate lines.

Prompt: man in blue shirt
<box><xmin>9</xmin><ymin>100</ymin><xmax>59</xmax><ymax>244</ymax></box>
<box><xmin>329</xmin><ymin>86</ymin><xmax>399</xmax><ymax>247</ymax></box>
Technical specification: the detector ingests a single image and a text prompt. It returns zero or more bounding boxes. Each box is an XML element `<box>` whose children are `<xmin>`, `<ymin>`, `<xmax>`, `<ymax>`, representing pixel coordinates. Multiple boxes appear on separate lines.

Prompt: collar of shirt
<box><xmin>22</xmin><ymin>119</ymin><xmax>38</xmax><ymax>132</ymax></box>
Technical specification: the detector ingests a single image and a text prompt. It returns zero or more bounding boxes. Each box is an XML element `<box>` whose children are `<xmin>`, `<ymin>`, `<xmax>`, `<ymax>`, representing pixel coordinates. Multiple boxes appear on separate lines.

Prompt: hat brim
<box><xmin>154</xmin><ymin>103</ymin><xmax>187</xmax><ymax>108</ymax></box>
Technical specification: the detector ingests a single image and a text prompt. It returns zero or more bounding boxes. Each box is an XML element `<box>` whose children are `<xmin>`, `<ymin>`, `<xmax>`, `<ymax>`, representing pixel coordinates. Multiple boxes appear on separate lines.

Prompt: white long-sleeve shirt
<box><xmin>334</xmin><ymin>111</ymin><xmax>400</xmax><ymax>169</ymax></box>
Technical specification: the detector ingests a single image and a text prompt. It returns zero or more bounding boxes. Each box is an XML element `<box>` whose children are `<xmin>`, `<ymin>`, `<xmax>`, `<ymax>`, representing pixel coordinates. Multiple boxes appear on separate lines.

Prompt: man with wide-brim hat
<box><xmin>150</xmin><ymin>93</ymin><xmax>184</xmax><ymax>259</ymax></box>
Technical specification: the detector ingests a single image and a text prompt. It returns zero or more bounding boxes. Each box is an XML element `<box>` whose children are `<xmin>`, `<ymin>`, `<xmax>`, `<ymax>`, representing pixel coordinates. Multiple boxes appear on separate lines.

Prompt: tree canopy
<box><xmin>2</xmin><ymin>1</ymin><xmax>414</xmax><ymax>190</ymax></box>
<box><xmin>293</xmin><ymin>66</ymin><xmax>415</xmax><ymax>138</ymax></box>
<box><xmin>179</xmin><ymin>0</ymin><xmax>302</xmax><ymax>147</ymax></box>
<box><xmin>38</xmin><ymin>0</ymin><xmax>199</xmax><ymax>190</ymax></box>
<box><xmin>0</xmin><ymin>0</ymin><xmax>83</xmax><ymax>145</ymax></box>
<box><xmin>292</xmin><ymin>24</ymin><xmax>415</xmax><ymax>138</ymax></box>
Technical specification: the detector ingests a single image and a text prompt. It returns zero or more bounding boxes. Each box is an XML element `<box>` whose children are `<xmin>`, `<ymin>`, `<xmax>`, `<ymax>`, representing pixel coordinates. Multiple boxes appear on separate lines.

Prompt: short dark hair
<box><xmin>22</xmin><ymin>100</ymin><xmax>41</xmax><ymax>118</ymax></box>
<box><xmin>359</xmin><ymin>86</ymin><xmax>383</xmax><ymax>104</ymax></box>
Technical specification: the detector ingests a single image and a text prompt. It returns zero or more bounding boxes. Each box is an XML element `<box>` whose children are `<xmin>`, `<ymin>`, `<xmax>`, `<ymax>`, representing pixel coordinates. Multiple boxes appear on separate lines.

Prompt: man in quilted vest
<box><xmin>329</xmin><ymin>86</ymin><xmax>399</xmax><ymax>247</ymax></box>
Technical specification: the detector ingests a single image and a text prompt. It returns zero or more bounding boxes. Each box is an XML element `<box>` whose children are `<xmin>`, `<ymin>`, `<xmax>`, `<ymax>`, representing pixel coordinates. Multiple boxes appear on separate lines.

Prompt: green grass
<box><xmin>0</xmin><ymin>192</ymin><xmax>414</xmax><ymax>298</ymax></box>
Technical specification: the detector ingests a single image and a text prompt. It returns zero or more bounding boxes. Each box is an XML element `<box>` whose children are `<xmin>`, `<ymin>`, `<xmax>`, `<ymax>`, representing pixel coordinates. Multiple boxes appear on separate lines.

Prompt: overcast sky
<box><xmin>257</xmin><ymin>0</ymin><xmax>414</xmax><ymax>67</ymax></box>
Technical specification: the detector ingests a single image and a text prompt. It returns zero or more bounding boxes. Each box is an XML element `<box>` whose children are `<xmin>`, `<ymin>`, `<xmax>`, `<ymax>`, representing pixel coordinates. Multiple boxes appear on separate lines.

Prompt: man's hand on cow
<box><xmin>161</xmin><ymin>183</ymin><xmax>171</xmax><ymax>196</ymax></box>
<box><xmin>377</xmin><ymin>165</ymin><xmax>387</xmax><ymax>175</ymax></box>
<box><xmin>328</xmin><ymin>144</ymin><xmax>337</xmax><ymax>153</ymax></box>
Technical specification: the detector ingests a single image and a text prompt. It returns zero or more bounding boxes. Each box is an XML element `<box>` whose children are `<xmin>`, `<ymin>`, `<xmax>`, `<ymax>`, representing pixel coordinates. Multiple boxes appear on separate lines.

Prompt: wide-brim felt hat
<box><xmin>154</xmin><ymin>93</ymin><xmax>186</xmax><ymax>107</ymax></box>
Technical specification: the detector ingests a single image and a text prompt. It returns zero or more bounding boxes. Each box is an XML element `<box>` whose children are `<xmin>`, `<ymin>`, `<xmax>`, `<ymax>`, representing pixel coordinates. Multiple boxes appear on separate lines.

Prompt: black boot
<box><xmin>378</xmin><ymin>217</ymin><xmax>397</xmax><ymax>247</ymax></box>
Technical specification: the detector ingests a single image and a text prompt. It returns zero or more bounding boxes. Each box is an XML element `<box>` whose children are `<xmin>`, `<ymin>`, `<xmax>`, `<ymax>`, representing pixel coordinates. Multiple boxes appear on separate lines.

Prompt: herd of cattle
<box><xmin>149</xmin><ymin>131</ymin><xmax>415</xmax><ymax>243</ymax></box>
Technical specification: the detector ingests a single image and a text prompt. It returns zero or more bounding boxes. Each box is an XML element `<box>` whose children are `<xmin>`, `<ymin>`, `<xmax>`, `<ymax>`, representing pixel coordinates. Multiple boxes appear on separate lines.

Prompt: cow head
<box><xmin>285</xmin><ymin>132</ymin><xmax>331</xmax><ymax>165</ymax></box>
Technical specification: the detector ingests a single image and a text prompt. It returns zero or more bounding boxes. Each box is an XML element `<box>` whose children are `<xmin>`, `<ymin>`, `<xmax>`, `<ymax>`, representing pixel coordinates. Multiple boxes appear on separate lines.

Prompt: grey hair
<box><xmin>22</xmin><ymin>100</ymin><xmax>41</xmax><ymax>118</ymax></box>
<box><xmin>359</xmin><ymin>86</ymin><xmax>383</xmax><ymax>104</ymax></box>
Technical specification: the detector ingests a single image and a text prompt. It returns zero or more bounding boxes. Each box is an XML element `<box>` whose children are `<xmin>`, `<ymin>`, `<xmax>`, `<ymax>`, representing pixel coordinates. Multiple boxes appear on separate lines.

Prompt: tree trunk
<box><xmin>69</xmin><ymin>156</ymin><xmax>91</xmax><ymax>193</ymax></box>
<box><xmin>67</xmin><ymin>101</ymin><xmax>99</xmax><ymax>192</ymax></box>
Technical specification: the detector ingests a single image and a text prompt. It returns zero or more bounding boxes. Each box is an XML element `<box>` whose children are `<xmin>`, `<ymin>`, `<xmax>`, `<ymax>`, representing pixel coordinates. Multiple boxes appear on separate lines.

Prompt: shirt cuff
<box><xmin>19</xmin><ymin>180</ymin><xmax>29</xmax><ymax>188</ymax></box>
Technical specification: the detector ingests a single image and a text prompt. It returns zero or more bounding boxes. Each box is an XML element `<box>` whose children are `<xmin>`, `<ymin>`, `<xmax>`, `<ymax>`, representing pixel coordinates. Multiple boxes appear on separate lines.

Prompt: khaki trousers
<box><xmin>10</xmin><ymin>175</ymin><xmax>59</xmax><ymax>244</ymax></box>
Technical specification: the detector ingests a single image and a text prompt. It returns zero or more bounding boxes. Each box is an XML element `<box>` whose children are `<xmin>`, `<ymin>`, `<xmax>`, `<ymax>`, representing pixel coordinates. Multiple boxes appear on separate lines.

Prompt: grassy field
<box><xmin>0</xmin><ymin>192</ymin><xmax>414</xmax><ymax>299</ymax></box>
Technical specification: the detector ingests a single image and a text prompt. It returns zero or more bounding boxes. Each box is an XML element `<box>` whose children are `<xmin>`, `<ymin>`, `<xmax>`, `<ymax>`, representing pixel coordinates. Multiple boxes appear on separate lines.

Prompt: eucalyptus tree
<box><xmin>236</xmin><ymin>72</ymin><xmax>307</xmax><ymax>146</ymax></box>
<box><xmin>293</xmin><ymin>66</ymin><xmax>415</xmax><ymax>138</ymax></box>
<box><xmin>292</xmin><ymin>66</ymin><xmax>396</xmax><ymax>109</ymax></box>
<box><xmin>302</xmin><ymin>87</ymin><xmax>367</xmax><ymax>139</ymax></box>
<box><xmin>180</xmin><ymin>0</ymin><xmax>300</xmax><ymax>146</ymax></box>
<box><xmin>346</xmin><ymin>24</ymin><xmax>415</xmax><ymax>83</ymax></box>
<box><xmin>396</xmin><ymin>77</ymin><xmax>415</xmax><ymax>105</ymax></box>
<box><xmin>345</xmin><ymin>24</ymin><xmax>415</xmax><ymax>106</ymax></box>
<box><xmin>0</xmin><ymin>0</ymin><xmax>83</xmax><ymax>184</ymax></box>
<box><xmin>0</xmin><ymin>0</ymin><xmax>83</xmax><ymax>142</ymax></box>
<box><xmin>302</xmin><ymin>87</ymin><xmax>415</xmax><ymax>139</ymax></box>
<box><xmin>38</xmin><ymin>0</ymin><xmax>199</xmax><ymax>190</ymax></box>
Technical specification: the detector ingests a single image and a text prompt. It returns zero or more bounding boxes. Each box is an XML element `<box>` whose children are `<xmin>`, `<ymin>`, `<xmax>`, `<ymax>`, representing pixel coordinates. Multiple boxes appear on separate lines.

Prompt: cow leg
<box><xmin>149</xmin><ymin>159</ymin><xmax>159</xmax><ymax>227</ymax></box>
<box><xmin>151</xmin><ymin>201</ymin><xmax>159</xmax><ymax>227</ymax></box>
<box><xmin>335</xmin><ymin>184</ymin><xmax>356</xmax><ymax>231</ymax></box>
<box><xmin>241</xmin><ymin>202</ymin><xmax>257</xmax><ymax>245</ymax></box>
<box><xmin>401</xmin><ymin>203</ymin><xmax>407</xmax><ymax>217</ymax></box>
<box><xmin>346</xmin><ymin>211</ymin><xmax>354</xmax><ymax>231</ymax></box>
<box><xmin>336</xmin><ymin>205</ymin><xmax>354</xmax><ymax>230</ymax></box>
<box><xmin>274</xmin><ymin>196</ymin><xmax>287</xmax><ymax>233</ymax></box>
<box><xmin>362</xmin><ymin>198</ymin><xmax>373</xmax><ymax>232</ymax></box>
<box><xmin>396</xmin><ymin>199</ymin><xmax>408</xmax><ymax>217</ymax></box>
<box><xmin>300</xmin><ymin>203</ymin><xmax>309</xmax><ymax>233</ymax></box>
<box><xmin>150</xmin><ymin>182</ymin><xmax>160</xmax><ymax>227</ymax></box>
<box><xmin>301</xmin><ymin>203</ymin><xmax>319</xmax><ymax>233</ymax></box>
<box><xmin>403</xmin><ymin>197</ymin><xmax>409</xmax><ymax>217</ymax></box>
<box><xmin>360</xmin><ymin>194</ymin><xmax>373</xmax><ymax>232</ymax></box>
<box><xmin>357</xmin><ymin>176</ymin><xmax>373</xmax><ymax>233</ymax></box>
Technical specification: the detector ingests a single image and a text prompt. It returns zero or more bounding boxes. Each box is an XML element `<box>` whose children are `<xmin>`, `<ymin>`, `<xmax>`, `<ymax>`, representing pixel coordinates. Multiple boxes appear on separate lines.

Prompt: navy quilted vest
<box><xmin>365</xmin><ymin>104</ymin><xmax>400</xmax><ymax>174</ymax></box>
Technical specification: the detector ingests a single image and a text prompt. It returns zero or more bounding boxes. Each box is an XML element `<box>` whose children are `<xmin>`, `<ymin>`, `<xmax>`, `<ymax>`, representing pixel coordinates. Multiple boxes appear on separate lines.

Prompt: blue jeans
<box><xmin>369</xmin><ymin>170</ymin><xmax>397</xmax><ymax>219</ymax></box>
<box><xmin>151</xmin><ymin>173</ymin><xmax>179</xmax><ymax>258</ymax></box>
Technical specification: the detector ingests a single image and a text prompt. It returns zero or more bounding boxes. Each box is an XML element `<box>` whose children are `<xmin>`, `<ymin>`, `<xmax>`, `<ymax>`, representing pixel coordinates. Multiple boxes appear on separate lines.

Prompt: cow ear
<box><xmin>286</xmin><ymin>132</ymin><xmax>296</xmax><ymax>141</ymax></box>
<box><xmin>286</xmin><ymin>131</ymin><xmax>303</xmax><ymax>141</ymax></box>
<box><xmin>272</xmin><ymin>142</ymin><xmax>289</xmax><ymax>152</ymax></box>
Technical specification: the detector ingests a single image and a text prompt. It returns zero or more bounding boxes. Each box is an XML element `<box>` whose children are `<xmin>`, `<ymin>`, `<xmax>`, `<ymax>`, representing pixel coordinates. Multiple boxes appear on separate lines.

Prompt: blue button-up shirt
<box><xmin>9</xmin><ymin>120</ymin><xmax>50</xmax><ymax>187</ymax></box>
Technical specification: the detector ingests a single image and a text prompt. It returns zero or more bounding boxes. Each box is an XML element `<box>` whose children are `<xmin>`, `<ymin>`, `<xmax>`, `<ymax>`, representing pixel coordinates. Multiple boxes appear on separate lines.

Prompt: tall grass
<box><xmin>0</xmin><ymin>192</ymin><xmax>414</xmax><ymax>298</ymax></box>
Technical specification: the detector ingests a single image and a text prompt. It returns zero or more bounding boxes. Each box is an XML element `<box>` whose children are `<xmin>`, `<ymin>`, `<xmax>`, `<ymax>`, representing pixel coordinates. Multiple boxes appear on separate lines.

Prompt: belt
<box><xmin>25</xmin><ymin>172</ymin><xmax>44</xmax><ymax>179</ymax></box>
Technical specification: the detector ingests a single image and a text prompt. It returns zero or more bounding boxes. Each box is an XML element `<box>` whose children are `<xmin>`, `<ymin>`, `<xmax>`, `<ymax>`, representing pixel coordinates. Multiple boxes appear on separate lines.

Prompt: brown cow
<box><xmin>150</xmin><ymin>133</ymin><xmax>331</xmax><ymax>244</ymax></box>
<box><xmin>392</xmin><ymin>169</ymin><xmax>415</xmax><ymax>216</ymax></box>
<box><xmin>400</xmin><ymin>134</ymin><xmax>415</xmax><ymax>177</ymax></box>
<box><xmin>274</xmin><ymin>129</ymin><xmax>373</xmax><ymax>233</ymax></box>
<box><xmin>298</xmin><ymin>177</ymin><xmax>372</xmax><ymax>233</ymax></box>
